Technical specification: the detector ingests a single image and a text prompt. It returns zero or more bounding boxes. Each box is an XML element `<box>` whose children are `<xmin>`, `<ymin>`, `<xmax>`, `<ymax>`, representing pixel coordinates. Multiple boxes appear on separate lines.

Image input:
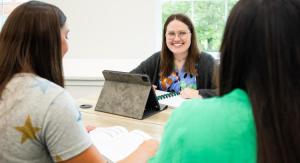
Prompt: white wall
<box><xmin>43</xmin><ymin>0</ymin><xmax>162</xmax><ymax>60</ymax></box>
<box><xmin>39</xmin><ymin>0</ymin><xmax>162</xmax><ymax>98</ymax></box>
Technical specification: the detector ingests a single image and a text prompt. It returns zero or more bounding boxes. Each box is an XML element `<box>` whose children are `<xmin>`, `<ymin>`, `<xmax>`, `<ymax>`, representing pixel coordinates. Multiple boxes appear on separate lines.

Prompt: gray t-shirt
<box><xmin>0</xmin><ymin>73</ymin><xmax>92</xmax><ymax>162</ymax></box>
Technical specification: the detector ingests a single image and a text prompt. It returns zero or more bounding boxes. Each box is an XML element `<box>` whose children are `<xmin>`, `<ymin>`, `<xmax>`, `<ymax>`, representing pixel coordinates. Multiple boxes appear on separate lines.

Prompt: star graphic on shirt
<box><xmin>31</xmin><ymin>79</ymin><xmax>50</xmax><ymax>94</ymax></box>
<box><xmin>55</xmin><ymin>155</ymin><xmax>63</xmax><ymax>162</ymax></box>
<box><xmin>15</xmin><ymin>115</ymin><xmax>41</xmax><ymax>144</ymax></box>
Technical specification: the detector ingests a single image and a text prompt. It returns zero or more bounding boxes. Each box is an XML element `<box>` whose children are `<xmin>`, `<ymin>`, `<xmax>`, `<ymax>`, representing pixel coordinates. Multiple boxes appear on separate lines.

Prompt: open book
<box><xmin>89</xmin><ymin>126</ymin><xmax>151</xmax><ymax>162</ymax></box>
<box><xmin>155</xmin><ymin>90</ymin><xmax>188</xmax><ymax>108</ymax></box>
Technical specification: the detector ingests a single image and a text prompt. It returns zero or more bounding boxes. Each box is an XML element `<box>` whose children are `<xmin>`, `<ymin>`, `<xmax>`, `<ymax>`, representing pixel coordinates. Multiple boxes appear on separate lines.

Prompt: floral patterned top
<box><xmin>159</xmin><ymin>68</ymin><xmax>197</xmax><ymax>93</ymax></box>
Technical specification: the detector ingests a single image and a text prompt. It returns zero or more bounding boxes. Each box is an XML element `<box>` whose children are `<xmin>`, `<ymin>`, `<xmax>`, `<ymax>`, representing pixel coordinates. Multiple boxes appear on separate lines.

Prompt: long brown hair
<box><xmin>160</xmin><ymin>13</ymin><xmax>200</xmax><ymax>78</ymax></box>
<box><xmin>0</xmin><ymin>1</ymin><xmax>66</xmax><ymax>96</ymax></box>
<box><xmin>219</xmin><ymin>0</ymin><xmax>300</xmax><ymax>162</ymax></box>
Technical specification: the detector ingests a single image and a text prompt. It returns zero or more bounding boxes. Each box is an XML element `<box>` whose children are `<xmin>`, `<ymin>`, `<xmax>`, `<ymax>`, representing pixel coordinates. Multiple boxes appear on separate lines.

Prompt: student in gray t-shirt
<box><xmin>1</xmin><ymin>73</ymin><xmax>92</xmax><ymax>162</ymax></box>
<box><xmin>0</xmin><ymin>1</ymin><xmax>158</xmax><ymax>163</ymax></box>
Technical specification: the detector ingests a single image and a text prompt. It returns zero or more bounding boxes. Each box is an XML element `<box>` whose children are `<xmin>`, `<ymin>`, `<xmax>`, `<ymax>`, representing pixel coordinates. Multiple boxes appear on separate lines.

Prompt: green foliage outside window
<box><xmin>162</xmin><ymin>0</ymin><xmax>237</xmax><ymax>52</ymax></box>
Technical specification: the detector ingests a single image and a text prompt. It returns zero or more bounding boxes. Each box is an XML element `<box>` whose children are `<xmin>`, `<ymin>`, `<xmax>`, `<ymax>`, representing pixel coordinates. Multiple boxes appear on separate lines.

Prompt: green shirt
<box><xmin>149</xmin><ymin>89</ymin><xmax>256</xmax><ymax>163</ymax></box>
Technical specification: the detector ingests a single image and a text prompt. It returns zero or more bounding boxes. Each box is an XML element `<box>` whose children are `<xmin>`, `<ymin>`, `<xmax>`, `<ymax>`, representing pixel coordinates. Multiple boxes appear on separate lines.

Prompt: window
<box><xmin>162</xmin><ymin>0</ymin><xmax>238</xmax><ymax>52</ymax></box>
<box><xmin>0</xmin><ymin>0</ymin><xmax>27</xmax><ymax>27</ymax></box>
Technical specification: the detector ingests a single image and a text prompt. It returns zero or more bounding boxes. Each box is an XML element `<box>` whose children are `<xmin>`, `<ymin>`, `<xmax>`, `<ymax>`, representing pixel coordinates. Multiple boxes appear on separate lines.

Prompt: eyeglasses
<box><xmin>165</xmin><ymin>30</ymin><xmax>190</xmax><ymax>40</ymax></box>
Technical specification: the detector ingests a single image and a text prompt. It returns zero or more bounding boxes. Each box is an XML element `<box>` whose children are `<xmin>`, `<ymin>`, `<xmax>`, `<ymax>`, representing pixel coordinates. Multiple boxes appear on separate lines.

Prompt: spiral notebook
<box><xmin>155</xmin><ymin>90</ymin><xmax>187</xmax><ymax>108</ymax></box>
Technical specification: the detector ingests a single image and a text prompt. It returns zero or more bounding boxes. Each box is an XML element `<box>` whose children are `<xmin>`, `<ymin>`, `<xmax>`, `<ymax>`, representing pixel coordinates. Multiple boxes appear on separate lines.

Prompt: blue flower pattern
<box><xmin>159</xmin><ymin>68</ymin><xmax>197</xmax><ymax>93</ymax></box>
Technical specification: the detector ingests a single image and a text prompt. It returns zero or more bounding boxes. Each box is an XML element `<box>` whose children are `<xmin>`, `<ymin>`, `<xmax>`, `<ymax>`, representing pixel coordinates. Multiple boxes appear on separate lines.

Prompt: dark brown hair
<box><xmin>219</xmin><ymin>0</ymin><xmax>300</xmax><ymax>162</ymax></box>
<box><xmin>0</xmin><ymin>1</ymin><xmax>67</xmax><ymax>95</ymax></box>
<box><xmin>160</xmin><ymin>13</ymin><xmax>200</xmax><ymax>77</ymax></box>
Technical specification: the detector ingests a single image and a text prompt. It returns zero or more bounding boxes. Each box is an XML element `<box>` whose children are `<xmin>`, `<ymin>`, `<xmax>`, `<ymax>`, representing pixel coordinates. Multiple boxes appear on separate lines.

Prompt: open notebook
<box><xmin>89</xmin><ymin>126</ymin><xmax>151</xmax><ymax>162</ymax></box>
<box><xmin>155</xmin><ymin>90</ymin><xmax>188</xmax><ymax>108</ymax></box>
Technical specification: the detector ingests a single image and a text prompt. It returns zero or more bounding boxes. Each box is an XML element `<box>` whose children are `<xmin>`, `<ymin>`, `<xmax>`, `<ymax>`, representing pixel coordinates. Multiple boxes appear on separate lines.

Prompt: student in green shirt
<box><xmin>149</xmin><ymin>0</ymin><xmax>300</xmax><ymax>162</ymax></box>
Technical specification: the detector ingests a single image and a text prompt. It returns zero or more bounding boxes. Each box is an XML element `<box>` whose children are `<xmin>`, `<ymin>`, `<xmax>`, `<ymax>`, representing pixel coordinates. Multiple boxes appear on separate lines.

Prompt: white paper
<box><xmin>89</xmin><ymin>126</ymin><xmax>151</xmax><ymax>162</ymax></box>
<box><xmin>155</xmin><ymin>90</ymin><xmax>187</xmax><ymax>108</ymax></box>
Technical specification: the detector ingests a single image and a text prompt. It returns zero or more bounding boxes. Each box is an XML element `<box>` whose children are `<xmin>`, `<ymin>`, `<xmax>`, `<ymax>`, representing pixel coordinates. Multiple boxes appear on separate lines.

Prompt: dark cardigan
<box><xmin>130</xmin><ymin>51</ymin><xmax>216</xmax><ymax>98</ymax></box>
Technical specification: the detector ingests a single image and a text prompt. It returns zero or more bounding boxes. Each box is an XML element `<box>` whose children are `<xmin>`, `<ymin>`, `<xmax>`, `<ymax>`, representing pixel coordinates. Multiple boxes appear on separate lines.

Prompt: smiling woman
<box><xmin>162</xmin><ymin>0</ymin><xmax>238</xmax><ymax>52</ymax></box>
<box><xmin>165</xmin><ymin>19</ymin><xmax>191</xmax><ymax>62</ymax></box>
<box><xmin>131</xmin><ymin>13</ymin><xmax>216</xmax><ymax>99</ymax></box>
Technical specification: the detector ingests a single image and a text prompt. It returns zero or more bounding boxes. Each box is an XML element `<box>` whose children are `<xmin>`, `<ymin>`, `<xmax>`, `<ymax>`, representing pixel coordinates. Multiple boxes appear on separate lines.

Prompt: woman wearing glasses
<box><xmin>149</xmin><ymin>0</ymin><xmax>300</xmax><ymax>162</ymax></box>
<box><xmin>131</xmin><ymin>14</ymin><xmax>216</xmax><ymax>99</ymax></box>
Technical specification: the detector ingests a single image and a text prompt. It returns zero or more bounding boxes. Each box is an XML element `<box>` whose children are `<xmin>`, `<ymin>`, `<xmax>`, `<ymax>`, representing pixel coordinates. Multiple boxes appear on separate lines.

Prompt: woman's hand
<box><xmin>138</xmin><ymin>139</ymin><xmax>159</xmax><ymax>157</ymax></box>
<box><xmin>152</xmin><ymin>85</ymin><xmax>157</xmax><ymax>90</ymax></box>
<box><xmin>180</xmin><ymin>88</ymin><xmax>202</xmax><ymax>99</ymax></box>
